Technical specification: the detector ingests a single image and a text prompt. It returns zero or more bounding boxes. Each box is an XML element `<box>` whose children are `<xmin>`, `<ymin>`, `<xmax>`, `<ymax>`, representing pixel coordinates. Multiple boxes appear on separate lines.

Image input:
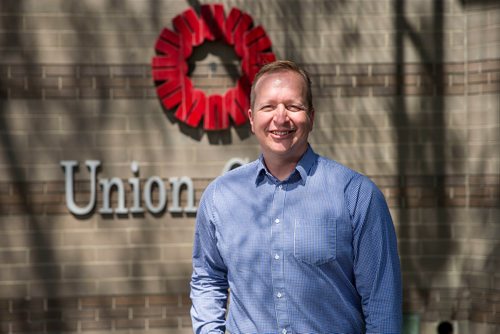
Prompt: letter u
<box><xmin>61</xmin><ymin>160</ymin><xmax>100</xmax><ymax>215</ymax></box>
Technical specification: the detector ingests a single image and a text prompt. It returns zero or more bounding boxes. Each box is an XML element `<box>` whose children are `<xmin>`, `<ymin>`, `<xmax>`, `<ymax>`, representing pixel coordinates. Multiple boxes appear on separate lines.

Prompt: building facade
<box><xmin>0</xmin><ymin>0</ymin><xmax>498</xmax><ymax>333</ymax></box>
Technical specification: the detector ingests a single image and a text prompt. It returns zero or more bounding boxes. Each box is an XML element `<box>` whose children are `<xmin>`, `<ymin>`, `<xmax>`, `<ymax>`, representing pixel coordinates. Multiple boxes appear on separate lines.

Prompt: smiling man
<box><xmin>190</xmin><ymin>60</ymin><xmax>402</xmax><ymax>334</ymax></box>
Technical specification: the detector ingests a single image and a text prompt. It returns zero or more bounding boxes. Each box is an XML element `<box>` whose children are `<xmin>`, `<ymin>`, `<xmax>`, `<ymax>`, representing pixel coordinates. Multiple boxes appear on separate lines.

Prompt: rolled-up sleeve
<box><xmin>190</xmin><ymin>182</ymin><xmax>229</xmax><ymax>334</ymax></box>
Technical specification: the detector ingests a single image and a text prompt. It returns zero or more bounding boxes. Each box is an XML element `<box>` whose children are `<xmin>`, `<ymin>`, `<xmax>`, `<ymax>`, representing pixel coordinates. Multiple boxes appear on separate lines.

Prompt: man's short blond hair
<box><xmin>250</xmin><ymin>60</ymin><xmax>314</xmax><ymax>114</ymax></box>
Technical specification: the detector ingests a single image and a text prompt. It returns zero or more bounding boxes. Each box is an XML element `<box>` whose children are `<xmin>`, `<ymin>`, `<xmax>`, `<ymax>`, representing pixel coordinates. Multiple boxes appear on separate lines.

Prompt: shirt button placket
<box><xmin>270</xmin><ymin>182</ymin><xmax>290</xmax><ymax>332</ymax></box>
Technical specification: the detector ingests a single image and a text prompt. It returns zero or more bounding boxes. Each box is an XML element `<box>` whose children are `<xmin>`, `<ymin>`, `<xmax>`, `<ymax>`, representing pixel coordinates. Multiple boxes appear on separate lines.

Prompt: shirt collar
<box><xmin>255</xmin><ymin>145</ymin><xmax>317</xmax><ymax>186</ymax></box>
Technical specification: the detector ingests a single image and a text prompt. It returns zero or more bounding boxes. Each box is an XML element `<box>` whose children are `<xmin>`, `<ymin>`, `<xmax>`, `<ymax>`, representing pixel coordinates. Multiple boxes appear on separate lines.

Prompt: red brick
<box><xmin>470</xmin><ymin>175</ymin><xmax>500</xmax><ymax>185</ymax></box>
<box><xmin>111</xmin><ymin>65</ymin><xmax>146</xmax><ymax>77</ymax></box>
<box><xmin>469</xmin><ymin>197</ymin><xmax>498</xmax><ymax>207</ymax></box>
<box><xmin>10</xmin><ymin>87</ymin><xmax>43</xmax><ymax>99</ymax></box>
<box><xmin>444</xmin><ymin>63</ymin><xmax>465</xmax><ymax>73</ymax></box>
<box><xmin>387</xmin><ymin>75</ymin><xmax>419</xmax><ymax>86</ymax></box>
<box><xmin>132</xmin><ymin>306</ymin><xmax>163</xmax><ymax>318</ymax></box>
<box><xmin>482</xmin><ymin>59</ymin><xmax>500</xmax><ymax>72</ymax></box>
<box><xmin>45</xmin><ymin>182</ymin><xmax>65</xmax><ymax>193</ymax></box>
<box><xmin>81</xmin><ymin>320</ymin><xmax>112</xmax><ymax>330</ymax></box>
<box><xmin>30</xmin><ymin>77</ymin><xmax>59</xmax><ymax>88</ymax></box>
<box><xmin>0</xmin><ymin>250</ymin><xmax>28</xmax><ymax>264</ymax></box>
<box><xmin>94</xmin><ymin>77</ymin><xmax>126</xmax><ymax>88</ymax></box>
<box><xmin>149</xmin><ymin>317</ymin><xmax>179</xmax><ymax>328</ymax></box>
<box><xmin>469</xmin><ymin>73</ymin><xmax>489</xmax><ymax>84</ymax></box>
<box><xmin>44</xmin><ymin>204</ymin><xmax>68</xmax><ymax>215</ymax></box>
<box><xmin>115</xmin><ymin>296</ymin><xmax>146</xmax><ymax>307</ymax></box>
<box><xmin>420</xmin><ymin>241</ymin><xmax>460</xmax><ymax>255</ymax></box>
<box><xmin>482</xmin><ymin>83</ymin><xmax>500</xmax><ymax>93</ymax></box>
<box><xmin>372</xmin><ymin>86</ymin><xmax>397</xmax><ymax>96</ymax></box>
<box><xmin>148</xmin><ymin>295</ymin><xmax>179</xmax><ymax>306</ymax></box>
<box><xmin>398</xmin><ymin>225</ymin><xmax>453</xmax><ymax>239</ymax></box>
<box><xmin>46</xmin><ymin>298</ymin><xmax>78</xmax><ymax>310</ymax></box>
<box><xmin>339</xmin><ymin>64</ymin><xmax>370</xmax><ymax>75</ymax></box>
<box><xmin>357</xmin><ymin>75</ymin><xmax>386</xmax><ymax>86</ymax></box>
<box><xmin>443</xmin><ymin>175</ymin><xmax>467</xmax><ymax>186</ymax></box>
<box><xmin>404</xmin><ymin>85</ymin><xmax>434</xmax><ymax>95</ymax></box>
<box><xmin>115</xmin><ymin>319</ymin><xmax>145</xmax><ymax>329</ymax></box>
<box><xmin>81</xmin><ymin>296</ymin><xmax>113</xmax><ymax>308</ymax></box>
<box><xmin>44</xmin><ymin>65</ymin><xmax>76</xmax><ymax>77</ymax></box>
<box><xmin>340</xmin><ymin>86</ymin><xmax>370</xmax><ymax>97</ymax></box>
<box><xmin>2</xmin><ymin>311</ymin><xmax>29</xmax><ymax>321</ymax></box>
<box><xmin>0</xmin><ymin>265</ymin><xmax>61</xmax><ymax>281</ymax></box>
<box><xmin>403</xmin><ymin>64</ymin><xmax>428</xmax><ymax>74</ymax></box>
<box><xmin>129</xmin><ymin>77</ymin><xmax>153</xmax><ymax>88</ymax></box>
<box><xmin>321</xmin><ymin>75</ymin><xmax>352</xmax><ymax>86</ymax></box>
<box><xmin>11</xmin><ymin>298</ymin><xmax>44</xmax><ymax>311</ymax></box>
<box><xmin>62</xmin><ymin>309</ymin><xmax>94</xmax><ymax>320</ymax></box>
<box><xmin>180</xmin><ymin>315</ymin><xmax>193</xmax><ymax>327</ymax></box>
<box><xmin>444</xmin><ymin>85</ymin><xmax>465</xmax><ymax>95</ymax></box>
<box><xmin>29</xmin><ymin>310</ymin><xmax>62</xmax><ymax>321</ymax></box>
<box><xmin>443</xmin><ymin>197</ymin><xmax>467</xmax><ymax>207</ymax></box>
<box><xmin>164</xmin><ymin>304</ymin><xmax>191</xmax><ymax>316</ymax></box>
<box><xmin>0</xmin><ymin>300</ymin><xmax>10</xmax><ymax>310</ymax></box>
<box><xmin>371</xmin><ymin>64</ymin><xmax>396</xmax><ymax>75</ymax></box>
<box><xmin>79</xmin><ymin>87</ymin><xmax>111</xmax><ymax>98</ymax></box>
<box><xmin>98</xmin><ymin>308</ymin><xmax>128</xmax><ymax>319</ymax></box>
<box><xmin>10</xmin><ymin>65</ymin><xmax>43</xmax><ymax>77</ymax></box>
<box><xmin>11</xmin><ymin>321</ymin><xmax>44</xmax><ymax>333</ymax></box>
<box><xmin>45</xmin><ymin>320</ymin><xmax>78</xmax><ymax>333</ymax></box>
<box><xmin>112</xmin><ymin>88</ymin><xmax>145</xmax><ymax>99</ymax></box>
<box><xmin>468</xmin><ymin>61</ymin><xmax>482</xmax><ymax>73</ymax></box>
<box><xmin>61</xmin><ymin>77</ymin><xmax>93</xmax><ymax>88</ymax></box>
<box><xmin>468</xmin><ymin>83</ymin><xmax>483</xmax><ymax>94</ymax></box>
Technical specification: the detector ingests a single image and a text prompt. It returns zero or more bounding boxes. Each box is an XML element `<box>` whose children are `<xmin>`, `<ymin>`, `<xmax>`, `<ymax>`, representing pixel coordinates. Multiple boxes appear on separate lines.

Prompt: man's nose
<box><xmin>273</xmin><ymin>104</ymin><xmax>288</xmax><ymax>123</ymax></box>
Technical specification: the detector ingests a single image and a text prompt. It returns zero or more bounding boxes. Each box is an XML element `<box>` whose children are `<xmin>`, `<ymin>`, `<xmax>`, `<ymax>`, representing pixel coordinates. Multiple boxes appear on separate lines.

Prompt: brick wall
<box><xmin>0</xmin><ymin>0</ymin><xmax>498</xmax><ymax>333</ymax></box>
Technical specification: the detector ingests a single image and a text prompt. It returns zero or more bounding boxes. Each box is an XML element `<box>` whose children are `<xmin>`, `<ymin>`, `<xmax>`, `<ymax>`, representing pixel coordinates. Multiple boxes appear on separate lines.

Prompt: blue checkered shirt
<box><xmin>190</xmin><ymin>146</ymin><xmax>402</xmax><ymax>334</ymax></box>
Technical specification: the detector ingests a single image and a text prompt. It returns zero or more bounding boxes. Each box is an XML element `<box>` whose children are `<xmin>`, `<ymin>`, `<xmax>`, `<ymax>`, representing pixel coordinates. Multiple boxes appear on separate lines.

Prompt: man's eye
<box><xmin>260</xmin><ymin>105</ymin><xmax>274</xmax><ymax>111</ymax></box>
<box><xmin>287</xmin><ymin>105</ymin><xmax>305</xmax><ymax>112</ymax></box>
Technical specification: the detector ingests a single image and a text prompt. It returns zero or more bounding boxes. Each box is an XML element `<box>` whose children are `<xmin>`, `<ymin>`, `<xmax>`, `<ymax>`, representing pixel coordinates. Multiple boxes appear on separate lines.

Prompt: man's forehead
<box><xmin>255</xmin><ymin>70</ymin><xmax>305</xmax><ymax>90</ymax></box>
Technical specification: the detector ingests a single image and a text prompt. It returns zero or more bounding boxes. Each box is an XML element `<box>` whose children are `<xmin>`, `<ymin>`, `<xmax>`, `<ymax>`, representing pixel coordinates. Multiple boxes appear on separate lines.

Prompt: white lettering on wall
<box><xmin>61</xmin><ymin>160</ymin><xmax>199</xmax><ymax>216</ymax></box>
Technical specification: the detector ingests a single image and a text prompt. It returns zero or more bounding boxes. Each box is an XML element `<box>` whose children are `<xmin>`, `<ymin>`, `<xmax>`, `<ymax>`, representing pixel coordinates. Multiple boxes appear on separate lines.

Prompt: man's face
<box><xmin>249</xmin><ymin>70</ymin><xmax>314</xmax><ymax>162</ymax></box>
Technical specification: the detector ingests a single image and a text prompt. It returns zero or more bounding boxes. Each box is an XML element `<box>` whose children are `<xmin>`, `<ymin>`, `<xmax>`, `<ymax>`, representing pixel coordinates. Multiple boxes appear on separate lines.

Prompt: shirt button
<box><xmin>275</xmin><ymin>218</ymin><xmax>280</xmax><ymax>224</ymax></box>
<box><xmin>277</xmin><ymin>292</ymin><xmax>282</xmax><ymax>298</ymax></box>
<box><xmin>278</xmin><ymin>185</ymin><xmax>283</xmax><ymax>190</ymax></box>
<box><xmin>282</xmin><ymin>329</ymin><xmax>287</xmax><ymax>334</ymax></box>
<box><xmin>274</xmin><ymin>254</ymin><xmax>280</xmax><ymax>260</ymax></box>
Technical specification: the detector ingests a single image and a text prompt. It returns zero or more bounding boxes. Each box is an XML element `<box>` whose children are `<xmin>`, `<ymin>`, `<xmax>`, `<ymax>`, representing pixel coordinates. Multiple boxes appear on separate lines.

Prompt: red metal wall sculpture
<box><xmin>152</xmin><ymin>4</ymin><xmax>276</xmax><ymax>130</ymax></box>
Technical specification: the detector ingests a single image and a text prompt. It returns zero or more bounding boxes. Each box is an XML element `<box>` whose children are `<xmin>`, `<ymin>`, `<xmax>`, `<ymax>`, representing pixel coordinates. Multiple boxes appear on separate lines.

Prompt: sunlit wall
<box><xmin>0</xmin><ymin>1</ymin><xmax>498</xmax><ymax>333</ymax></box>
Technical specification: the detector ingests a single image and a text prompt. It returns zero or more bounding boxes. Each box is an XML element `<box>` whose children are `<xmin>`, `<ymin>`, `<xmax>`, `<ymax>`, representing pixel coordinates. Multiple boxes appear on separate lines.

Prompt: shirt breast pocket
<box><xmin>294</xmin><ymin>218</ymin><xmax>336</xmax><ymax>265</ymax></box>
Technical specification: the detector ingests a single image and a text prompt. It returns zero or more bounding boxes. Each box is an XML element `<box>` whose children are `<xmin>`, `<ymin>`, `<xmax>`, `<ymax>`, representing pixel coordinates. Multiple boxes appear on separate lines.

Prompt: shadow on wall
<box><xmin>0</xmin><ymin>0</ymin><xmax>162</xmax><ymax>331</ymax></box>
<box><xmin>0</xmin><ymin>0</ymin><xmax>64</xmax><ymax>331</ymax></box>
<box><xmin>393</xmin><ymin>0</ymin><xmax>453</xmax><ymax>315</ymax></box>
<box><xmin>393</xmin><ymin>0</ymin><xmax>500</xmax><ymax>328</ymax></box>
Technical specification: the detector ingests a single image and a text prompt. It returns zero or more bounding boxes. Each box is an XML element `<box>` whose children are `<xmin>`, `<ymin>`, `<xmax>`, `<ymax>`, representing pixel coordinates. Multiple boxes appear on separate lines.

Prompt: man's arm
<box><xmin>190</xmin><ymin>183</ymin><xmax>229</xmax><ymax>334</ymax></box>
<box><xmin>348</xmin><ymin>176</ymin><xmax>402</xmax><ymax>333</ymax></box>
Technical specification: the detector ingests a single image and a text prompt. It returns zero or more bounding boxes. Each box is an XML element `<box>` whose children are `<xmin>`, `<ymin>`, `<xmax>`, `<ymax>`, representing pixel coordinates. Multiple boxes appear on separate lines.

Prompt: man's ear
<box><xmin>248</xmin><ymin>109</ymin><xmax>254</xmax><ymax>133</ymax></box>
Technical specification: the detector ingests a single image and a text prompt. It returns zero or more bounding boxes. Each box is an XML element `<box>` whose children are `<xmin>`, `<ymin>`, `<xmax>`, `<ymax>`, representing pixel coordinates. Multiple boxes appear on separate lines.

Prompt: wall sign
<box><xmin>61</xmin><ymin>158</ymin><xmax>249</xmax><ymax>216</ymax></box>
<box><xmin>152</xmin><ymin>4</ymin><xmax>276</xmax><ymax>130</ymax></box>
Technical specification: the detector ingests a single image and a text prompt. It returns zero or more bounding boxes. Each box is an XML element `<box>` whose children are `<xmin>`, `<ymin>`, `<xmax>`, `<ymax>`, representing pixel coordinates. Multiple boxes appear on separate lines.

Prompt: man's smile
<box><xmin>269</xmin><ymin>129</ymin><xmax>296</xmax><ymax>136</ymax></box>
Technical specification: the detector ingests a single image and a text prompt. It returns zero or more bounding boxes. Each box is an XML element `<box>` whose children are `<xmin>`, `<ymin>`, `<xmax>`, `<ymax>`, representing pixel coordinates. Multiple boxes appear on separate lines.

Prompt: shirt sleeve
<box><xmin>347</xmin><ymin>175</ymin><xmax>402</xmax><ymax>333</ymax></box>
<box><xmin>190</xmin><ymin>182</ymin><xmax>229</xmax><ymax>334</ymax></box>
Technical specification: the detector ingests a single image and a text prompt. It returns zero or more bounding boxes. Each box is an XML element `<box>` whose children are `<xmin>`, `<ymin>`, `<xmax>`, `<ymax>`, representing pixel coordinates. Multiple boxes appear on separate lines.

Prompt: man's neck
<box><xmin>262</xmin><ymin>148</ymin><xmax>308</xmax><ymax>181</ymax></box>
<box><xmin>263</xmin><ymin>157</ymin><xmax>298</xmax><ymax>181</ymax></box>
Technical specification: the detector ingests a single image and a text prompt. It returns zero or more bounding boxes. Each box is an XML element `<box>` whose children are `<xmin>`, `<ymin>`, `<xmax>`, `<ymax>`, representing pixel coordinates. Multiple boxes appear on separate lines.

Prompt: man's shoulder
<box><xmin>207</xmin><ymin>159</ymin><xmax>259</xmax><ymax>189</ymax></box>
<box><xmin>315</xmin><ymin>154</ymin><xmax>363</xmax><ymax>179</ymax></box>
<box><xmin>313</xmin><ymin>153</ymin><xmax>381</xmax><ymax>191</ymax></box>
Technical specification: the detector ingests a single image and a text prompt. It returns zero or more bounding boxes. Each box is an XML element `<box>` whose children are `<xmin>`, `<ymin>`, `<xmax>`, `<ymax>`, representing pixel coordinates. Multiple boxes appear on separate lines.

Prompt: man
<box><xmin>190</xmin><ymin>60</ymin><xmax>402</xmax><ymax>333</ymax></box>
